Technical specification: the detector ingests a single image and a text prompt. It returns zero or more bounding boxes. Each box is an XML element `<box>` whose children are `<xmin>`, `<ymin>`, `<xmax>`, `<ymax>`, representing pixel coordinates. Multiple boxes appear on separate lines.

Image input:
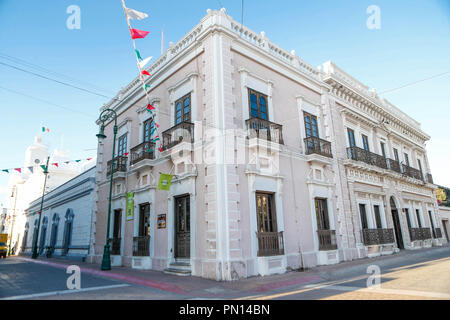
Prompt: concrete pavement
<box><xmin>0</xmin><ymin>245</ymin><xmax>449</xmax><ymax>300</ymax></box>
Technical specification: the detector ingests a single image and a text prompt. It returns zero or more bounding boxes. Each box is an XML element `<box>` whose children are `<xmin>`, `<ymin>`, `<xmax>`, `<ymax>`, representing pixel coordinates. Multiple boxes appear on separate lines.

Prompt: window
<box><xmin>256</xmin><ymin>192</ymin><xmax>277</xmax><ymax>233</ymax></box>
<box><xmin>418</xmin><ymin>159</ymin><xmax>423</xmax><ymax>175</ymax></box>
<box><xmin>304</xmin><ymin>112</ymin><xmax>319</xmax><ymax>138</ymax></box>
<box><xmin>393</xmin><ymin>148</ymin><xmax>399</xmax><ymax>162</ymax></box>
<box><xmin>359</xmin><ymin>204</ymin><xmax>369</xmax><ymax>229</ymax></box>
<box><xmin>380</xmin><ymin>142</ymin><xmax>386</xmax><ymax>158</ymax></box>
<box><xmin>118</xmin><ymin>134</ymin><xmax>127</xmax><ymax>157</ymax></box>
<box><xmin>113</xmin><ymin>209</ymin><xmax>122</xmax><ymax>239</ymax></box>
<box><xmin>404</xmin><ymin>153</ymin><xmax>410</xmax><ymax>167</ymax></box>
<box><xmin>139</xmin><ymin>203</ymin><xmax>150</xmax><ymax>237</ymax></box>
<box><xmin>143</xmin><ymin>118</ymin><xmax>155</xmax><ymax>143</ymax></box>
<box><xmin>429</xmin><ymin>211</ymin><xmax>436</xmax><ymax>238</ymax></box>
<box><xmin>374</xmin><ymin>205</ymin><xmax>382</xmax><ymax>229</ymax></box>
<box><xmin>362</xmin><ymin>135</ymin><xmax>370</xmax><ymax>151</ymax></box>
<box><xmin>62</xmin><ymin>209</ymin><xmax>74</xmax><ymax>256</ymax></box>
<box><xmin>175</xmin><ymin>94</ymin><xmax>191</xmax><ymax>125</ymax></box>
<box><xmin>404</xmin><ymin>208</ymin><xmax>412</xmax><ymax>229</ymax></box>
<box><xmin>248</xmin><ymin>89</ymin><xmax>268</xmax><ymax>120</ymax></box>
<box><xmin>315</xmin><ymin>199</ymin><xmax>330</xmax><ymax>230</ymax></box>
<box><xmin>415</xmin><ymin>209</ymin><xmax>422</xmax><ymax>228</ymax></box>
<box><xmin>347</xmin><ymin>128</ymin><xmax>356</xmax><ymax>147</ymax></box>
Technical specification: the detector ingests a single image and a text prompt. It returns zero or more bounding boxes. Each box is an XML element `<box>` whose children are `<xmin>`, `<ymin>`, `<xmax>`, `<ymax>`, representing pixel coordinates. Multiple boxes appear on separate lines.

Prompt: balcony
<box><xmin>130</xmin><ymin>142</ymin><xmax>155</xmax><ymax>166</ymax></box>
<box><xmin>402</xmin><ymin>164</ymin><xmax>423</xmax><ymax>181</ymax></box>
<box><xmin>409</xmin><ymin>228</ymin><xmax>432</xmax><ymax>241</ymax></box>
<box><xmin>304</xmin><ymin>137</ymin><xmax>333</xmax><ymax>158</ymax></box>
<box><xmin>347</xmin><ymin>147</ymin><xmax>387</xmax><ymax>169</ymax></box>
<box><xmin>257</xmin><ymin>231</ymin><xmax>284</xmax><ymax>257</ymax></box>
<box><xmin>246</xmin><ymin>117</ymin><xmax>284</xmax><ymax>145</ymax></box>
<box><xmin>434</xmin><ymin>228</ymin><xmax>442</xmax><ymax>239</ymax></box>
<box><xmin>318</xmin><ymin>229</ymin><xmax>338</xmax><ymax>251</ymax></box>
<box><xmin>106</xmin><ymin>156</ymin><xmax>127</xmax><ymax>176</ymax></box>
<box><xmin>386</xmin><ymin>158</ymin><xmax>402</xmax><ymax>173</ymax></box>
<box><xmin>162</xmin><ymin>122</ymin><xmax>194</xmax><ymax>151</ymax></box>
<box><xmin>133</xmin><ymin>236</ymin><xmax>150</xmax><ymax>257</ymax></box>
<box><xmin>109</xmin><ymin>238</ymin><xmax>121</xmax><ymax>255</ymax></box>
<box><xmin>362</xmin><ymin>228</ymin><xmax>395</xmax><ymax>246</ymax></box>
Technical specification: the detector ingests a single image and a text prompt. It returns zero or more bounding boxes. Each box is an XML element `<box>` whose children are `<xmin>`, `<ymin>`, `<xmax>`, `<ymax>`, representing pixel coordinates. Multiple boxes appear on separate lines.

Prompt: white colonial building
<box><xmin>4</xmin><ymin>134</ymin><xmax>93</xmax><ymax>255</ymax></box>
<box><xmin>89</xmin><ymin>8</ymin><xmax>447</xmax><ymax>281</ymax></box>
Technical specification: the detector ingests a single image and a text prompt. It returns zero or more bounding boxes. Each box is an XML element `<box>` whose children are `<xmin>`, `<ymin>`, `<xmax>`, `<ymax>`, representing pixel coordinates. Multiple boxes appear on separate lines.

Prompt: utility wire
<box><xmin>379</xmin><ymin>71</ymin><xmax>450</xmax><ymax>94</ymax></box>
<box><xmin>0</xmin><ymin>85</ymin><xmax>96</xmax><ymax>118</ymax></box>
<box><xmin>0</xmin><ymin>61</ymin><xmax>113</xmax><ymax>100</ymax></box>
<box><xmin>0</xmin><ymin>53</ymin><xmax>115</xmax><ymax>96</ymax></box>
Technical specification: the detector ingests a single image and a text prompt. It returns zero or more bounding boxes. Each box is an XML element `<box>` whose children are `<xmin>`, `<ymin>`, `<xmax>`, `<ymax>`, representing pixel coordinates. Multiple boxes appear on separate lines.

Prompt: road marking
<box><xmin>1</xmin><ymin>284</ymin><xmax>130</xmax><ymax>300</ymax></box>
<box><xmin>252</xmin><ymin>283</ymin><xmax>450</xmax><ymax>300</ymax></box>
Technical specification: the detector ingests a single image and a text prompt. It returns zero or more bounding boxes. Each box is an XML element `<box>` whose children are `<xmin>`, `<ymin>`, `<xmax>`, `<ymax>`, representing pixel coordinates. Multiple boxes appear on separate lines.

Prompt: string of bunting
<box><xmin>120</xmin><ymin>0</ymin><xmax>162</xmax><ymax>154</ymax></box>
<box><xmin>1</xmin><ymin>158</ymin><xmax>94</xmax><ymax>174</ymax></box>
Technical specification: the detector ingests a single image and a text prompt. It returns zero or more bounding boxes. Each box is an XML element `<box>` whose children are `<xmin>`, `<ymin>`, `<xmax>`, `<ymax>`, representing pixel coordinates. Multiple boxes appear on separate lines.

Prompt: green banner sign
<box><xmin>158</xmin><ymin>174</ymin><xmax>173</xmax><ymax>191</ymax></box>
<box><xmin>126</xmin><ymin>192</ymin><xmax>134</xmax><ymax>220</ymax></box>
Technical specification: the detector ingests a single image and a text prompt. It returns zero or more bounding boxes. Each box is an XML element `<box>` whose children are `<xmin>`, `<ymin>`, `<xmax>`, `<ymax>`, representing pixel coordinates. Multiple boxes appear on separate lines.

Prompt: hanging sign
<box><xmin>126</xmin><ymin>192</ymin><xmax>134</xmax><ymax>220</ymax></box>
<box><xmin>158</xmin><ymin>173</ymin><xmax>173</xmax><ymax>191</ymax></box>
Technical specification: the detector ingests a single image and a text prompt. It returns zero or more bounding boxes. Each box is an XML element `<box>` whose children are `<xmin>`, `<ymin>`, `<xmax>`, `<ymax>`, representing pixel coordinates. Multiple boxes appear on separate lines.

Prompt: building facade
<box><xmin>21</xmin><ymin>166</ymin><xmax>96</xmax><ymax>259</ymax></box>
<box><xmin>4</xmin><ymin>134</ymin><xmax>93</xmax><ymax>256</ymax></box>
<box><xmin>89</xmin><ymin>8</ymin><xmax>447</xmax><ymax>281</ymax></box>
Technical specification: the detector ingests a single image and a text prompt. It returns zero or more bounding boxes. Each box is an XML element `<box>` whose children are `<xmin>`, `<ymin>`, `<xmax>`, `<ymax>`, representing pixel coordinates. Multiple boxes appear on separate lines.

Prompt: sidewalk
<box><xmin>16</xmin><ymin>244</ymin><xmax>450</xmax><ymax>299</ymax></box>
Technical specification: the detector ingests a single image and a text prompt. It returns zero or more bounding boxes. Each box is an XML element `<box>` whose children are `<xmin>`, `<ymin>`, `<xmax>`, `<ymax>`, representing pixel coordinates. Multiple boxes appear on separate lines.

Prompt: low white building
<box><xmin>22</xmin><ymin>166</ymin><xmax>96</xmax><ymax>260</ymax></box>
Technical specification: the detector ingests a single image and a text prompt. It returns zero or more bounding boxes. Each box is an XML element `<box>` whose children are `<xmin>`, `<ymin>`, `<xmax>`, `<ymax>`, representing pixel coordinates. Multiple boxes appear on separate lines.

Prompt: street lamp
<box><xmin>8</xmin><ymin>185</ymin><xmax>18</xmax><ymax>256</ymax></box>
<box><xmin>96</xmin><ymin>108</ymin><xmax>118</xmax><ymax>271</ymax></box>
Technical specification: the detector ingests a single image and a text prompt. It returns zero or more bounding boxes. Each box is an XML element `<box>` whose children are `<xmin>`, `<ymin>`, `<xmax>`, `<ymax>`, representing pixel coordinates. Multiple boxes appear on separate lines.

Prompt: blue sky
<box><xmin>0</xmin><ymin>0</ymin><xmax>449</xmax><ymax>206</ymax></box>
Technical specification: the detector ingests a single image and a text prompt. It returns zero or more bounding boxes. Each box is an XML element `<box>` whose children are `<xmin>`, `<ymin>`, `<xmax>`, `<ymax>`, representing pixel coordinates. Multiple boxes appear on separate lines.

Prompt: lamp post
<box><xmin>96</xmin><ymin>108</ymin><xmax>118</xmax><ymax>271</ymax></box>
<box><xmin>8</xmin><ymin>185</ymin><xmax>18</xmax><ymax>256</ymax></box>
<box><xmin>32</xmin><ymin>156</ymin><xmax>50</xmax><ymax>259</ymax></box>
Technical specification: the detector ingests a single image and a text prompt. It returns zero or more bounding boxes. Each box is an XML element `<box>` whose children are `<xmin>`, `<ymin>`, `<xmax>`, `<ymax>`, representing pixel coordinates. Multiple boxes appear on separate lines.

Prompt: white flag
<box><xmin>139</xmin><ymin>56</ymin><xmax>153</xmax><ymax>69</ymax></box>
<box><xmin>125</xmin><ymin>7</ymin><xmax>148</xmax><ymax>20</ymax></box>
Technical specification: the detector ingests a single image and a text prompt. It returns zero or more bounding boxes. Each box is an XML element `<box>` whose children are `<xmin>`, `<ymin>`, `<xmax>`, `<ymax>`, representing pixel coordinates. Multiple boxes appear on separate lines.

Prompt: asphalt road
<box><xmin>0</xmin><ymin>247</ymin><xmax>449</xmax><ymax>300</ymax></box>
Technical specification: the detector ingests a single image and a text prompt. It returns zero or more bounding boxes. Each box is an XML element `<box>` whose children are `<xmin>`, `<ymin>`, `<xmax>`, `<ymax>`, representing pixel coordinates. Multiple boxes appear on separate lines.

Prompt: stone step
<box><xmin>164</xmin><ymin>268</ymin><xmax>191</xmax><ymax>277</ymax></box>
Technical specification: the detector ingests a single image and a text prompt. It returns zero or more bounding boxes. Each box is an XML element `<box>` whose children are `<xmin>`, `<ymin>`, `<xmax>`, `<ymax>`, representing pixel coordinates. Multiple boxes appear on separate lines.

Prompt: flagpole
<box><xmin>31</xmin><ymin>156</ymin><xmax>50</xmax><ymax>259</ymax></box>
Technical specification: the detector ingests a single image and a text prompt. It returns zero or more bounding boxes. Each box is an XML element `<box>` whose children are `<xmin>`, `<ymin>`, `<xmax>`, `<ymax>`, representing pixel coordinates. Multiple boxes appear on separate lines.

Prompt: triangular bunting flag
<box><xmin>130</xmin><ymin>28</ymin><xmax>149</xmax><ymax>40</ymax></box>
<box><xmin>138</xmin><ymin>56</ymin><xmax>153</xmax><ymax>69</ymax></box>
<box><xmin>28</xmin><ymin>166</ymin><xmax>33</xmax><ymax>174</ymax></box>
<box><xmin>75</xmin><ymin>160</ymin><xmax>81</xmax><ymax>163</ymax></box>
<box><xmin>65</xmin><ymin>161</ymin><xmax>70</xmax><ymax>164</ymax></box>
<box><xmin>142</xmin><ymin>70</ymin><xmax>151</xmax><ymax>76</ymax></box>
<box><xmin>14</xmin><ymin>168</ymin><xmax>21</xmax><ymax>173</ymax></box>
<box><xmin>52</xmin><ymin>163</ymin><xmax>59</xmax><ymax>167</ymax></box>
<box><xmin>2</xmin><ymin>169</ymin><xmax>9</xmax><ymax>173</ymax></box>
<box><xmin>147</xmin><ymin>104</ymin><xmax>155</xmax><ymax>111</ymax></box>
<box><xmin>125</xmin><ymin>7</ymin><xmax>149</xmax><ymax>20</ymax></box>
<box><xmin>135</xmin><ymin>49</ymin><xmax>143</xmax><ymax>61</ymax></box>
<box><xmin>87</xmin><ymin>158</ymin><xmax>93</xmax><ymax>161</ymax></box>
<box><xmin>158</xmin><ymin>147</ymin><xmax>163</xmax><ymax>153</ymax></box>
<box><xmin>40</xmin><ymin>165</ymin><xmax>46</xmax><ymax>171</ymax></box>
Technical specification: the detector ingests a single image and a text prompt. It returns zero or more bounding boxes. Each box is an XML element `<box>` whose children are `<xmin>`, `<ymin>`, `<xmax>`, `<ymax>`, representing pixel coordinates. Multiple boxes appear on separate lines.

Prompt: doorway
<box><xmin>175</xmin><ymin>195</ymin><xmax>190</xmax><ymax>259</ymax></box>
<box><xmin>390</xmin><ymin>197</ymin><xmax>404</xmax><ymax>249</ymax></box>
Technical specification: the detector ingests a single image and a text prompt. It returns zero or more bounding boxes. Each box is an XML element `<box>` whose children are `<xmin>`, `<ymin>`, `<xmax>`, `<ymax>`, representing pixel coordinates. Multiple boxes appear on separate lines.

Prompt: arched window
<box><xmin>62</xmin><ymin>209</ymin><xmax>74</xmax><ymax>256</ymax></box>
<box><xmin>22</xmin><ymin>222</ymin><xmax>29</xmax><ymax>250</ymax></box>
<box><xmin>49</xmin><ymin>213</ymin><xmax>60</xmax><ymax>255</ymax></box>
<box><xmin>38</xmin><ymin>217</ymin><xmax>48</xmax><ymax>255</ymax></box>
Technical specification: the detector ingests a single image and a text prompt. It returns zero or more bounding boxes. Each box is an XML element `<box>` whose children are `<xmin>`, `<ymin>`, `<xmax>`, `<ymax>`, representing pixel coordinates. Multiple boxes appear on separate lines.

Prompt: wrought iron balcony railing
<box><xmin>304</xmin><ymin>137</ymin><xmax>333</xmax><ymax>158</ymax></box>
<box><xmin>362</xmin><ymin>228</ymin><xmax>395</xmax><ymax>246</ymax></box>
<box><xmin>161</xmin><ymin>122</ymin><xmax>194</xmax><ymax>151</ymax></box>
<box><xmin>130</xmin><ymin>142</ymin><xmax>155</xmax><ymax>166</ymax></box>
<box><xmin>106</xmin><ymin>156</ymin><xmax>127</xmax><ymax>176</ymax></box>
<box><xmin>133</xmin><ymin>236</ymin><xmax>150</xmax><ymax>257</ymax></box>
<box><xmin>402</xmin><ymin>164</ymin><xmax>423</xmax><ymax>181</ymax></box>
<box><xmin>246</xmin><ymin>117</ymin><xmax>284</xmax><ymax>145</ymax></box>
<box><xmin>409</xmin><ymin>228</ymin><xmax>432</xmax><ymax>241</ymax></box>
<box><xmin>109</xmin><ymin>238</ymin><xmax>121</xmax><ymax>255</ymax></box>
<box><xmin>386</xmin><ymin>158</ymin><xmax>402</xmax><ymax>173</ymax></box>
<box><xmin>318</xmin><ymin>229</ymin><xmax>338</xmax><ymax>251</ymax></box>
<box><xmin>347</xmin><ymin>147</ymin><xmax>387</xmax><ymax>169</ymax></box>
<box><xmin>256</xmin><ymin>231</ymin><xmax>284</xmax><ymax>257</ymax></box>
